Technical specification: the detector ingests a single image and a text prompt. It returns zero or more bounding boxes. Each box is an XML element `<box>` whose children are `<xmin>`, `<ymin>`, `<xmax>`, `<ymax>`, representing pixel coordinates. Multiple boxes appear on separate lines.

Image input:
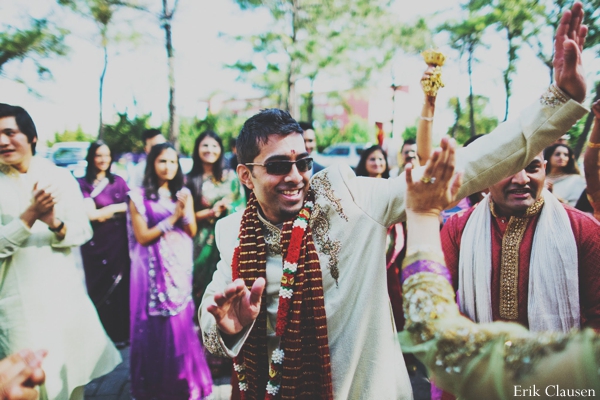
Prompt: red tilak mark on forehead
<box><xmin>291</xmin><ymin>150</ymin><xmax>296</xmax><ymax>154</ymax></box>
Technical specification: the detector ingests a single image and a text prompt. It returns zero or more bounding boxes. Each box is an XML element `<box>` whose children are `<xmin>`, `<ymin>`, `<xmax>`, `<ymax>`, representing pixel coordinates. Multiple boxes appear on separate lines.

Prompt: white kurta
<box><xmin>200</xmin><ymin>92</ymin><xmax>588</xmax><ymax>399</ymax></box>
<box><xmin>0</xmin><ymin>157</ymin><xmax>121</xmax><ymax>400</ymax></box>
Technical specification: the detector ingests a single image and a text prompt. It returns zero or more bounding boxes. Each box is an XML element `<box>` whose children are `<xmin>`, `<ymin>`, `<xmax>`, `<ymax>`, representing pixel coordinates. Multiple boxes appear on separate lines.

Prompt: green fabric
<box><xmin>192</xmin><ymin>170</ymin><xmax>246</xmax><ymax>310</ymax></box>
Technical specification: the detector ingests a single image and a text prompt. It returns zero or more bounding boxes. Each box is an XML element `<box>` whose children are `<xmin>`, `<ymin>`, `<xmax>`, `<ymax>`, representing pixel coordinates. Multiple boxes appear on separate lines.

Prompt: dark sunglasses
<box><xmin>245</xmin><ymin>158</ymin><xmax>313</xmax><ymax>175</ymax></box>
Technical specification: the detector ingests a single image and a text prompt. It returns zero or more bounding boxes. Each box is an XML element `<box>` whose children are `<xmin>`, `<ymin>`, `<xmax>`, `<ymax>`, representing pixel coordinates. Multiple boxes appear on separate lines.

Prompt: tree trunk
<box><xmin>162</xmin><ymin>0</ymin><xmax>178</xmax><ymax>151</ymax></box>
<box><xmin>451</xmin><ymin>97</ymin><xmax>461</xmax><ymax>138</ymax></box>
<box><xmin>306</xmin><ymin>76</ymin><xmax>316</xmax><ymax>124</ymax></box>
<box><xmin>467</xmin><ymin>45</ymin><xmax>476</xmax><ymax>138</ymax></box>
<box><xmin>98</xmin><ymin>41</ymin><xmax>108</xmax><ymax>140</ymax></box>
<box><xmin>286</xmin><ymin>0</ymin><xmax>299</xmax><ymax>117</ymax></box>
<box><xmin>574</xmin><ymin>81</ymin><xmax>600</xmax><ymax>159</ymax></box>
<box><xmin>503</xmin><ymin>30</ymin><xmax>516</xmax><ymax>122</ymax></box>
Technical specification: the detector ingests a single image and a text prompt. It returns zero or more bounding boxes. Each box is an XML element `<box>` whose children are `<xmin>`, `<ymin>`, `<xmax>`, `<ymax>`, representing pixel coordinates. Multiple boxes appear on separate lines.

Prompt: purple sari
<box><xmin>128</xmin><ymin>188</ymin><xmax>212</xmax><ymax>399</ymax></box>
<box><xmin>78</xmin><ymin>175</ymin><xmax>131</xmax><ymax>343</ymax></box>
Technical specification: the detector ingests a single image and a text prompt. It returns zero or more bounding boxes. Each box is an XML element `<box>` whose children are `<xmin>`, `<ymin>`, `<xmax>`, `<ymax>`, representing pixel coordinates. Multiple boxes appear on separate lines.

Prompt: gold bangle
<box><xmin>588</xmin><ymin>141</ymin><xmax>600</xmax><ymax>149</ymax></box>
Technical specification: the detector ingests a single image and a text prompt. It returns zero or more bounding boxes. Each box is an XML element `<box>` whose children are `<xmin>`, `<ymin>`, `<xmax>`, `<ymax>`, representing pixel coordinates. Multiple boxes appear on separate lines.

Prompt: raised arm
<box><xmin>584</xmin><ymin>100</ymin><xmax>600</xmax><ymax>219</ymax></box>
<box><xmin>416</xmin><ymin>66</ymin><xmax>437</xmax><ymax>166</ymax></box>
<box><xmin>400</xmin><ymin>129</ymin><xmax>600</xmax><ymax>399</ymax></box>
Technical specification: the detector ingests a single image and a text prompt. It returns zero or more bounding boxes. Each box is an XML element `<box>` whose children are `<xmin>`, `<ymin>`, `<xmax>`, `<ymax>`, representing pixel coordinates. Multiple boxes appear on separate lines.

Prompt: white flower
<box><xmin>239</xmin><ymin>382</ymin><xmax>248</xmax><ymax>391</ymax></box>
<box><xmin>279</xmin><ymin>288</ymin><xmax>293</xmax><ymax>298</ymax></box>
<box><xmin>266</xmin><ymin>383</ymin><xmax>280</xmax><ymax>395</ymax></box>
<box><xmin>283</xmin><ymin>261</ymin><xmax>297</xmax><ymax>273</ymax></box>
<box><xmin>271</xmin><ymin>348</ymin><xmax>285</xmax><ymax>364</ymax></box>
<box><xmin>305</xmin><ymin>201</ymin><xmax>314</xmax><ymax>207</ymax></box>
<box><xmin>293</xmin><ymin>218</ymin><xmax>308</xmax><ymax>230</ymax></box>
<box><xmin>233</xmin><ymin>363</ymin><xmax>245</xmax><ymax>372</ymax></box>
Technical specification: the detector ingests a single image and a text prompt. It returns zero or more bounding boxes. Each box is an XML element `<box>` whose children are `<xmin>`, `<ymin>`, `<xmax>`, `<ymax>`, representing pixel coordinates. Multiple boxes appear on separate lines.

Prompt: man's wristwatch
<box><xmin>48</xmin><ymin>220</ymin><xmax>65</xmax><ymax>232</ymax></box>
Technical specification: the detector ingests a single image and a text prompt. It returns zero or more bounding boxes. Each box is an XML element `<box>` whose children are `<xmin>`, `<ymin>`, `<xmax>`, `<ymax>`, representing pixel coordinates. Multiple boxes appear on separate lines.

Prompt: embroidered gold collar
<box><xmin>490</xmin><ymin>196</ymin><xmax>545</xmax><ymax>320</ymax></box>
<box><xmin>257</xmin><ymin>211</ymin><xmax>283</xmax><ymax>256</ymax></box>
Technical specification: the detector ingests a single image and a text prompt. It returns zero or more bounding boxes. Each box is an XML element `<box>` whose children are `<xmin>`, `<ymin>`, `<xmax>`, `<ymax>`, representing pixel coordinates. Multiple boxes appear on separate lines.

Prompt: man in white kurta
<box><xmin>200</xmin><ymin>8</ymin><xmax>589</xmax><ymax>397</ymax></box>
<box><xmin>200</xmin><ymin>90</ymin><xmax>588</xmax><ymax>399</ymax></box>
<box><xmin>0</xmin><ymin>104</ymin><xmax>121</xmax><ymax>400</ymax></box>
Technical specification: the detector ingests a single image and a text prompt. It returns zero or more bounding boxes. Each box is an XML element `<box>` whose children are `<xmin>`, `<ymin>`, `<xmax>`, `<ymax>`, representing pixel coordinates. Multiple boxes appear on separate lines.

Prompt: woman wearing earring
<box><xmin>186</xmin><ymin>130</ymin><xmax>245</xmax><ymax>310</ymax></box>
<box><xmin>78</xmin><ymin>141</ymin><xmax>131</xmax><ymax>346</ymax></box>
<box><xmin>128</xmin><ymin>142</ymin><xmax>212</xmax><ymax>399</ymax></box>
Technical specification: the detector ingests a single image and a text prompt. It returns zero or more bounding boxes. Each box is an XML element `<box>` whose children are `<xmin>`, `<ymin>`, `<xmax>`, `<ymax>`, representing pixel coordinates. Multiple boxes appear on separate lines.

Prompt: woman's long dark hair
<box><xmin>143</xmin><ymin>142</ymin><xmax>184</xmax><ymax>201</ymax></box>
<box><xmin>186</xmin><ymin>130</ymin><xmax>225</xmax><ymax>211</ymax></box>
<box><xmin>84</xmin><ymin>141</ymin><xmax>115</xmax><ymax>184</ymax></box>
<box><xmin>544</xmin><ymin>143</ymin><xmax>581</xmax><ymax>175</ymax></box>
<box><xmin>355</xmin><ymin>145</ymin><xmax>390</xmax><ymax>179</ymax></box>
<box><xmin>189</xmin><ymin>130</ymin><xmax>225</xmax><ymax>181</ymax></box>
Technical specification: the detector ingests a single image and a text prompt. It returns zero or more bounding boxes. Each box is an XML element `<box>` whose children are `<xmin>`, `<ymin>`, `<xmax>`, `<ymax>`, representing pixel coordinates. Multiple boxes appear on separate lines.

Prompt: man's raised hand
<box><xmin>554</xmin><ymin>2</ymin><xmax>587</xmax><ymax>103</ymax></box>
<box><xmin>206</xmin><ymin>277</ymin><xmax>265</xmax><ymax>335</ymax></box>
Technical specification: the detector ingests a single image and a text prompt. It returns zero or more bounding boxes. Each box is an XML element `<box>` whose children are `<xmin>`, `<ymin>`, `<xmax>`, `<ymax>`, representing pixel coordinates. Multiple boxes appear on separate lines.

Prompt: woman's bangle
<box><xmin>419</xmin><ymin>115</ymin><xmax>434</xmax><ymax>122</ymax></box>
<box><xmin>588</xmin><ymin>141</ymin><xmax>600</xmax><ymax>149</ymax></box>
<box><xmin>157</xmin><ymin>219</ymin><xmax>174</xmax><ymax>233</ymax></box>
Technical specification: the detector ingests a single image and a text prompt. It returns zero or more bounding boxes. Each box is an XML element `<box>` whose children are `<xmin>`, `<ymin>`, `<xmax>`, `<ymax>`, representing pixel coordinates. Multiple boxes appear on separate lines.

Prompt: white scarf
<box><xmin>458</xmin><ymin>190</ymin><xmax>580</xmax><ymax>332</ymax></box>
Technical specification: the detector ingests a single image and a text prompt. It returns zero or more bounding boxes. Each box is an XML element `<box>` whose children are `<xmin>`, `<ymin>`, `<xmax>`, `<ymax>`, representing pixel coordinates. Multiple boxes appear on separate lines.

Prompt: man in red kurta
<box><xmin>442</xmin><ymin>153</ymin><xmax>600</xmax><ymax>331</ymax></box>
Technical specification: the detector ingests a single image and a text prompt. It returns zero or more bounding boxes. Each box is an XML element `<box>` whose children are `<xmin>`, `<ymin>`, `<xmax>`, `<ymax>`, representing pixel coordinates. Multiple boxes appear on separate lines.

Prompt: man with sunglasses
<box><xmin>200</xmin><ymin>4</ymin><xmax>589</xmax><ymax>398</ymax></box>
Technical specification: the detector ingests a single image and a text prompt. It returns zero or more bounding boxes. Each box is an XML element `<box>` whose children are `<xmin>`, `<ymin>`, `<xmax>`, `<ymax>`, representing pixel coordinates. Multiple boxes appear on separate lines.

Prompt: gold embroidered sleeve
<box><xmin>400</xmin><ymin>271</ymin><xmax>600</xmax><ymax>398</ymax></box>
<box><xmin>202</xmin><ymin>324</ymin><xmax>231</xmax><ymax>358</ymax></box>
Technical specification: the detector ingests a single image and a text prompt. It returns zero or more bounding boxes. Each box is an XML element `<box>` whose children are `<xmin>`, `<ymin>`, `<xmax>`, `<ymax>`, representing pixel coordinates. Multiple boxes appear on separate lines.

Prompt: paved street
<box><xmin>85</xmin><ymin>347</ymin><xmax>232</xmax><ymax>400</ymax></box>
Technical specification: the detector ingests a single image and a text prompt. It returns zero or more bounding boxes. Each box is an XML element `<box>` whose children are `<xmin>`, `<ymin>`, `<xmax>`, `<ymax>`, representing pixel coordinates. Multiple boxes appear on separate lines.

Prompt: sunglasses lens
<box><xmin>297</xmin><ymin>158</ymin><xmax>313</xmax><ymax>172</ymax></box>
<box><xmin>265</xmin><ymin>162</ymin><xmax>292</xmax><ymax>175</ymax></box>
<box><xmin>264</xmin><ymin>158</ymin><xmax>313</xmax><ymax>175</ymax></box>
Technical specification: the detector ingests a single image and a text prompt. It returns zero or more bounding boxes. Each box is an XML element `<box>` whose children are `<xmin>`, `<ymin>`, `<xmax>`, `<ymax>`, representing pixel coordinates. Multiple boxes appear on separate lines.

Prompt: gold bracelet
<box><xmin>588</xmin><ymin>141</ymin><xmax>600</xmax><ymax>149</ymax></box>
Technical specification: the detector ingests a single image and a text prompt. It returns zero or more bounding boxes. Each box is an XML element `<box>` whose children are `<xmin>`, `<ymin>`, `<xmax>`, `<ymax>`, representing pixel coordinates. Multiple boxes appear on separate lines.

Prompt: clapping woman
<box><xmin>128</xmin><ymin>142</ymin><xmax>212</xmax><ymax>399</ymax></box>
<box><xmin>78</xmin><ymin>141</ymin><xmax>130</xmax><ymax>345</ymax></box>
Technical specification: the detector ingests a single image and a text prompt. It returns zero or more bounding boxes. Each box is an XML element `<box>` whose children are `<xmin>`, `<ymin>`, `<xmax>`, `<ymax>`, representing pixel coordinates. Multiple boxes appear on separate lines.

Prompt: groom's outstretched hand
<box><xmin>207</xmin><ymin>277</ymin><xmax>265</xmax><ymax>335</ymax></box>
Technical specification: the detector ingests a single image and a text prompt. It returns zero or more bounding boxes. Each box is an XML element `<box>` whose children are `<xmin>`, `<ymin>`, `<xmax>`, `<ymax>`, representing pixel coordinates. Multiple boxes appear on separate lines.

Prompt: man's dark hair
<box><xmin>401</xmin><ymin>138</ymin><xmax>416</xmax><ymax>148</ymax></box>
<box><xmin>298</xmin><ymin>121</ymin><xmax>314</xmax><ymax>131</ymax></box>
<box><xmin>0</xmin><ymin>103</ymin><xmax>38</xmax><ymax>155</ymax></box>
<box><xmin>142</xmin><ymin>128</ymin><xmax>164</xmax><ymax>143</ymax></box>
<box><xmin>237</xmin><ymin>109</ymin><xmax>303</xmax><ymax>164</ymax></box>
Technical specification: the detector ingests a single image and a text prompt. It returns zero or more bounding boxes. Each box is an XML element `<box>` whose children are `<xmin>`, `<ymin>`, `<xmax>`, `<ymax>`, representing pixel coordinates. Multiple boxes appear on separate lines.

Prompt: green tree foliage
<box><xmin>102</xmin><ymin>111</ymin><xmax>152</xmax><ymax>154</ymax></box>
<box><xmin>176</xmin><ymin>112</ymin><xmax>247</xmax><ymax>156</ymax></box>
<box><xmin>0</xmin><ymin>18</ymin><xmax>68</xmax><ymax>83</ymax></box>
<box><xmin>58</xmin><ymin>0</ymin><xmax>126</xmax><ymax>139</ymax></box>
<box><xmin>447</xmin><ymin>95</ymin><xmax>498</xmax><ymax>145</ymax></box>
<box><xmin>46</xmin><ymin>126</ymin><xmax>95</xmax><ymax>147</ymax></box>
<box><xmin>527</xmin><ymin>0</ymin><xmax>600</xmax><ymax>83</ymax></box>
<box><xmin>229</xmin><ymin>0</ymin><xmax>427</xmax><ymax>121</ymax></box>
<box><xmin>316</xmin><ymin>115</ymin><xmax>373</xmax><ymax>152</ymax></box>
<box><xmin>489</xmin><ymin>0</ymin><xmax>545</xmax><ymax>121</ymax></box>
<box><xmin>438</xmin><ymin>5</ymin><xmax>493</xmax><ymax>138</ymax></box>
<box><xmin>402</xmin><ymin>125</ymin><xmax>417</xmax><ymax>142</ymax></box>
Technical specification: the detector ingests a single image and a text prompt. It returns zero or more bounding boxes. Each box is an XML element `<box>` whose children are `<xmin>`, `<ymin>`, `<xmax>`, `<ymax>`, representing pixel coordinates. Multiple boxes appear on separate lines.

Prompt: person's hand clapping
<box><xmin>206</xmin><ymin>277</ymin><xmax>265</xmax><ymax>336</ymax></box>
<box><xmin>173</xmin><ymin>191</ymin><xmax>188</xmax><ymax>220</ymax></box>
<box><xmin>0</xmin><ymin>349</ymin><xmax>47</xmax><ymax>400</ymax></box>
<box><xmin>405</xmin><ymin>137</ymin><xmax>462</xmax><ymax>215</ymax></box>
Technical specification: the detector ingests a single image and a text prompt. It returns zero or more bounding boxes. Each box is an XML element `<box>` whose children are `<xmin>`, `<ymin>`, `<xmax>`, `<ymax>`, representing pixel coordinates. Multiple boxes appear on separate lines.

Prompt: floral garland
<box><xmin>233</xmin><ymin>200</ymin><xmax>314</xmax><ymax>399</ymax></box>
